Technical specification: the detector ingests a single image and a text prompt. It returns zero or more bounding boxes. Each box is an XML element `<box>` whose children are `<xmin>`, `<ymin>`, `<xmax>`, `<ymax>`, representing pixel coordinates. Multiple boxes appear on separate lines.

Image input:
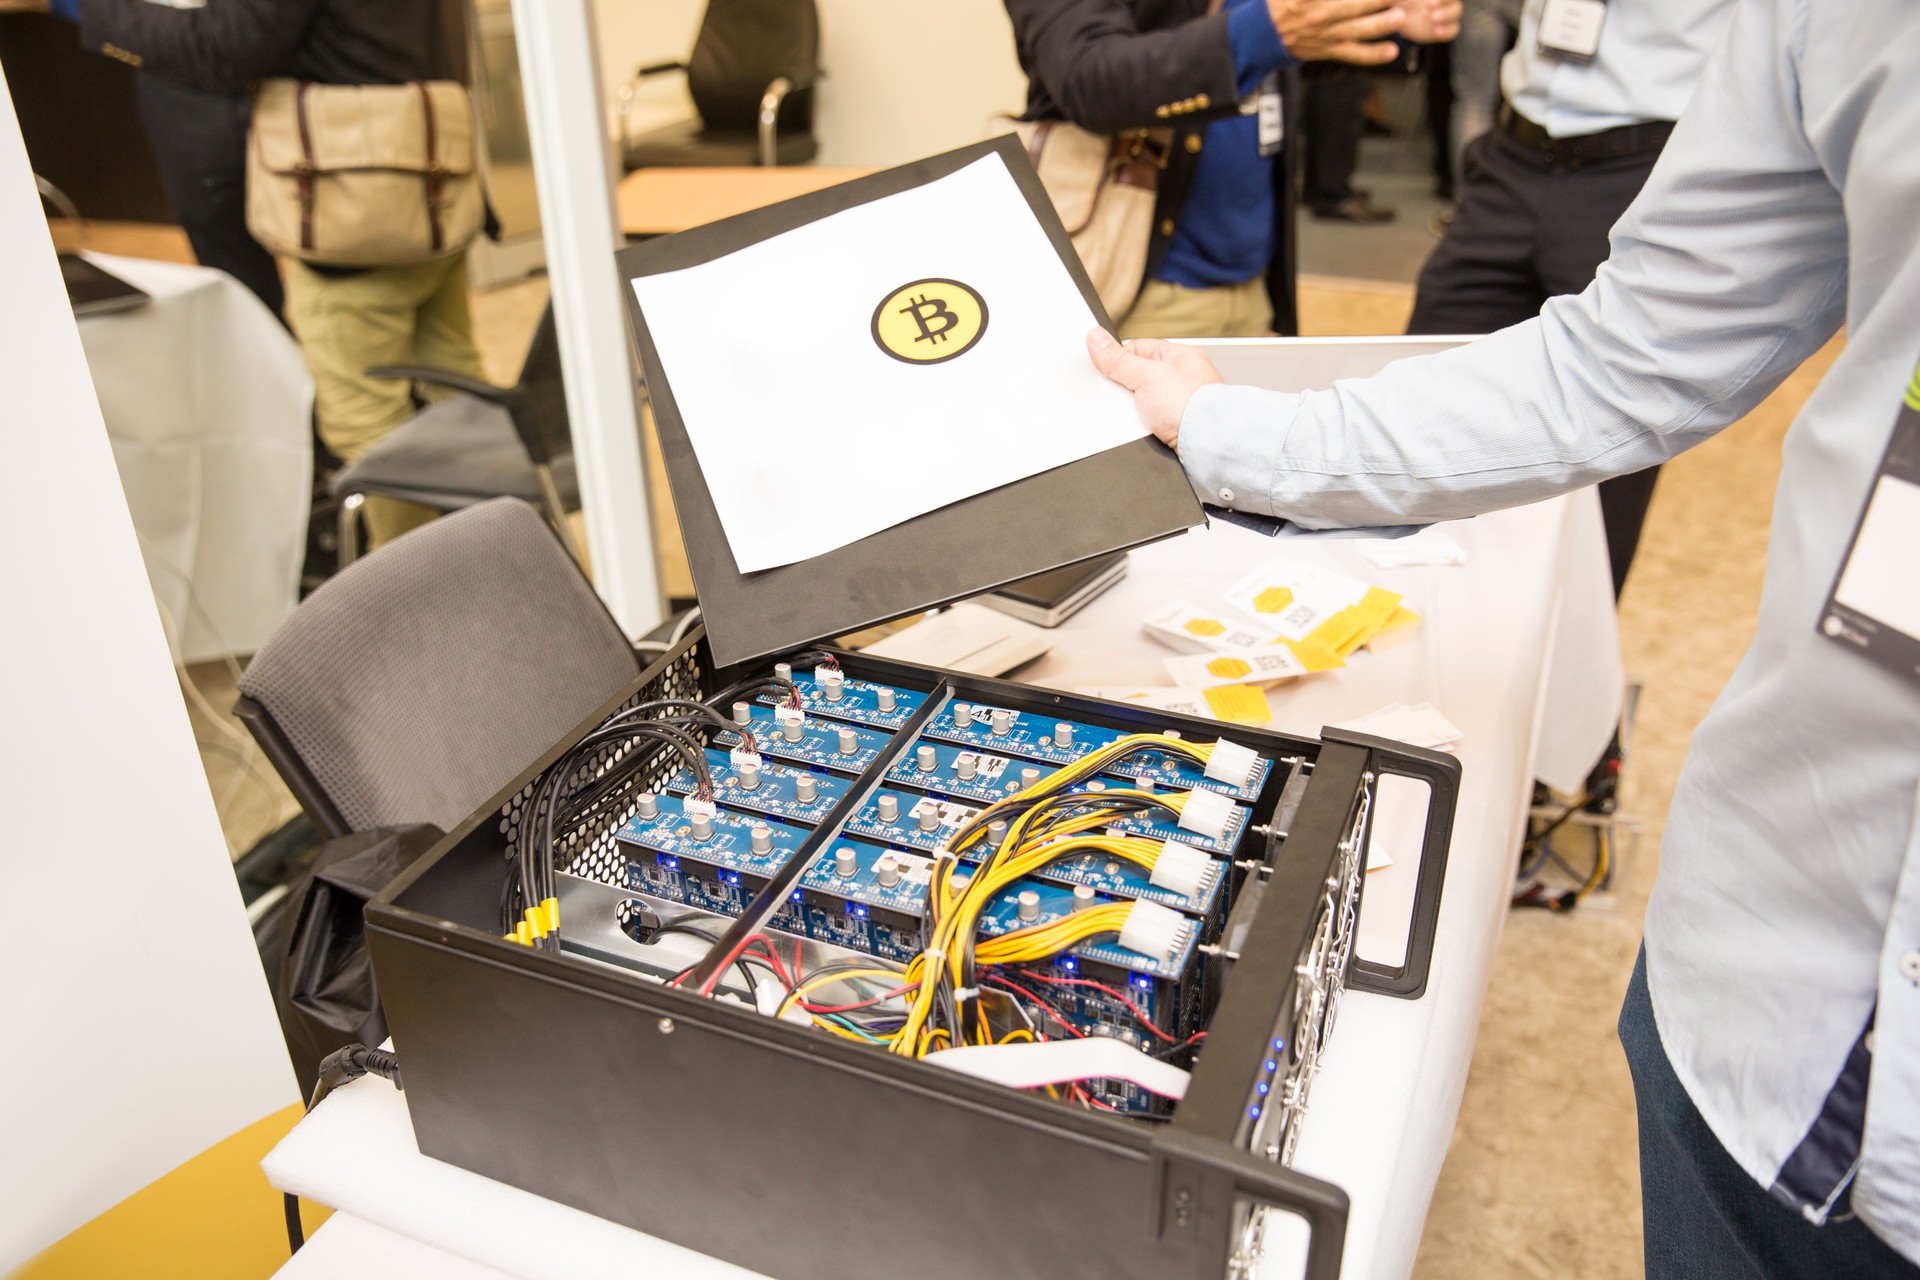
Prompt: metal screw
<box><xmin>657</xmin><ymin>1017</ymin><xmax>676</xmax><ymax>1034</ymax></box>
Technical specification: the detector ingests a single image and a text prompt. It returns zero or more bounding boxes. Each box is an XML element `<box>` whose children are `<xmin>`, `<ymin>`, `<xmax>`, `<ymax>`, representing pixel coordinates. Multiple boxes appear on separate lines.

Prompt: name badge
<box><xmin>1256</xmin><ymin>72</ymin><xmax>1283</xmax><ymax>157</ymax></box>
<box><xmin>1536</xmin><ymin>0</ymin><xmax>1607</xmax><ymax>64</ymax></box>
<box><xmin>1818</xmin><ymin>361</ymin><xmax>1920</xmax><ymax>688</ymax></box>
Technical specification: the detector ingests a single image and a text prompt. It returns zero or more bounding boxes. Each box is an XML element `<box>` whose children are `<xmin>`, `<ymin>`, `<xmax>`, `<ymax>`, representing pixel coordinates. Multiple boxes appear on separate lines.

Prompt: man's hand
<box><xmin>1086</xmin><ymin>329</ymin><xmax>1224</xmax><ymax>449</ymax></box>
<box><xmin>1267</xmin><ymin>0</ymin><xmax>1406</xmax><ymax>66</ymax></box>
<box><xmin>1399</xmin><ymin>0</ymin><xmax>1461</xmax><ymax>44</ymax></box>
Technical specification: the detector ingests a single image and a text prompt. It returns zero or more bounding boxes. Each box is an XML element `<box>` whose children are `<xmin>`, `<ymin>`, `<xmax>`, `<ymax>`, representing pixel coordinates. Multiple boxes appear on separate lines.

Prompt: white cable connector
<box><xmin>1204</xmin><ymin>738</ymin><xmax>1261</xmax><ymax>787</ymax></box>
<box><xmin>728</xmin><ymin>747</ymin><xmax>763</xmax><ymax>772</ymax></box>
<box><xmin>683</xmin><ymin>797</ymin><xmax>718</xmax><ymax>820</ymax></box>
<box><xmin>1177</xmin><ymin>787</ymin><xmax>1236</xmax><ymax>841</ymax></box>
<box><xmin>1118</xmin><ymin>899</ymin><xmax>1188</xmax><ymax>962</ymax></box>
<box><xmin>1149</xmin><ymin>840</ymin><xmax>1215</xmax><ymax>900</ymax></box>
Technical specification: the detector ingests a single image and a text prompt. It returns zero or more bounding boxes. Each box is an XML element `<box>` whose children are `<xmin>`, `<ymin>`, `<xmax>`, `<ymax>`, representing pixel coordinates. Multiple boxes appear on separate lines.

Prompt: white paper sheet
<box><xmin>630</xmin><ymin>154</ymin><xmax>1146</xmax><ymax>572</ymax></box>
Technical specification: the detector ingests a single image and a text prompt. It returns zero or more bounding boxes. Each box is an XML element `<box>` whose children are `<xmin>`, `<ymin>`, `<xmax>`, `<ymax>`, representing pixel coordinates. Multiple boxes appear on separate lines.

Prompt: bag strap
<box><xmin>295</xmin><ymin>83</ymin><xmax>318</xmax><ymax>253</ymax></box>
<box><xmin>416</xmin><ymin>82</ymin><xmax>445</xmax><ymax>254</ymax></box>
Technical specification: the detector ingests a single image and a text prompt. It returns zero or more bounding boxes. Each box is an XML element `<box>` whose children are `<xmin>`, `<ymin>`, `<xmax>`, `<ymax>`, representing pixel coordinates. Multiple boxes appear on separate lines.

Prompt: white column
<box><xmin>510</xmin><ymin>0</ymin><xmax>666</xmax><ymax>637</ymax></box>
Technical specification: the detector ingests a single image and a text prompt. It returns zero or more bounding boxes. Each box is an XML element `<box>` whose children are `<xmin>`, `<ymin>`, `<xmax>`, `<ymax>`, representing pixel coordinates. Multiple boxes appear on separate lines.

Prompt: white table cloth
<box><xmin>263</xmin><ymin>490</ymin><xmax>1619</xmax><ymax>1280</ymax></box>
<box><xmin>78</xmin><ymin>254</ymin><xmax>312</xmax><ymax>662</ymax></box>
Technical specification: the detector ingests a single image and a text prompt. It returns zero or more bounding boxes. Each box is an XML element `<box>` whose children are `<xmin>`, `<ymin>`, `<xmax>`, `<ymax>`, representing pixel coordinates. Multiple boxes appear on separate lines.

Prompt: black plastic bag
<box><xmin>276</xmin><ymin>823</ymin><xmax>442</xmax><ymax>1098</ymax></box>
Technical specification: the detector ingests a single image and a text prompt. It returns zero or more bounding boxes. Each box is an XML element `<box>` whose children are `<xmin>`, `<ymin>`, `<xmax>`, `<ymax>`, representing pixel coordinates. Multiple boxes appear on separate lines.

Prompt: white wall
<box><xmin>0</xmin><ymin>68</ymin><xmax>298</xmax><ymax>1267</ymax></box>
<box><xmin>597</xmin><ymin>0</ymin><xmax>1030</xmax><ymax>168</ymax></box>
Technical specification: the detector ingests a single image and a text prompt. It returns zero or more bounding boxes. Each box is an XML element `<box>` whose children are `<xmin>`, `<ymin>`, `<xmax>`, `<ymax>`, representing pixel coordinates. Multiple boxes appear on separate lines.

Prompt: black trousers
<box><xmin>1301</xmin><ymin>67</ymin><xmax>1372</xmax><ymax>211</ymax></box>
<box><xmin>135</xmin><ymin>75</ymin><xmax>285</xmax><ymax>319</ymax></box>
<box><xmin>1407</xmin><ymin>125</ymin><xmax>1663</xmax><ymax>597</ymax></box>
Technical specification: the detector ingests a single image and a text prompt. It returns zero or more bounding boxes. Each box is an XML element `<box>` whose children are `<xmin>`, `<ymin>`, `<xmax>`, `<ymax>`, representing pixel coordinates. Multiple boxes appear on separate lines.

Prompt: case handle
<box><xmin>1322</xmin><ymin>728</ymin><xmax>1462</xmax><ymax>1000</ymax></box>
<box><xmin>1151</xmin><ymin>1126</ymin><xmax>1350</xmax><ymax>1280</ymax></box>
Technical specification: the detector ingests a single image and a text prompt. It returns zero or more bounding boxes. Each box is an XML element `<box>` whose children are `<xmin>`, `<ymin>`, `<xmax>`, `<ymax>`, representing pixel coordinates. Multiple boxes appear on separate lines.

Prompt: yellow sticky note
<box><xmin>1252</xmin><ymin>586</ymin><xmax>1295</xmax><ymax>614</ymax></box>
<box><xmin>1202</xmin><ymin>684</ymin><xmax>1272</xmax><ymax>724</ymax></box>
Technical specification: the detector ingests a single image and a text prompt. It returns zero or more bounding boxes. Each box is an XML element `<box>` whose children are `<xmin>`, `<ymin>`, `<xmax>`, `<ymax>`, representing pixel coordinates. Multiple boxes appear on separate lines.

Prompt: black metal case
<box><xmin>365</xmin><ymin>636</ymin><xmax>1458</xmax><ymax>1280</ymax></box>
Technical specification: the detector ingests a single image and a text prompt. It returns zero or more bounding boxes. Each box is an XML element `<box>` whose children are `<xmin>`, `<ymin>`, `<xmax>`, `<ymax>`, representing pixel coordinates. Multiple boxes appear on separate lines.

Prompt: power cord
<box><xmin>285</xmin><ymin>1044</ymin><xmax>403</xmax><ymax>1254</ymax></box>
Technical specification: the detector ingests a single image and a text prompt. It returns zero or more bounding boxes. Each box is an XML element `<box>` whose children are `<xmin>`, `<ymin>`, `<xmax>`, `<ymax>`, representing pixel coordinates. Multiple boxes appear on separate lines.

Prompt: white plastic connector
<box><xmin>1204</xmin><ymin>738</ymin><xmax>1261</xmax><ymax>787</ymax></box>
<box><xmin>1176</xmin><ymin>787</ymin><xmax>1235</xmax><ymax>841</ymax></box>
<box><xmin>728</xmin><ymin>747</ymin><xmax>763</xmax><ymax>772</ymax></box>
<box><xmin>1118</xmin><ymin>899</ymin><xmax>1188</xmax><ymax>962</ymax></box>
<box><xmin>772</xmin><ymin>705</ymin><xmax>804</xmax><ymax>726</ymax></box>
<box><xmin>683</xmin><ymin>797</ymin><xmax>718</xmax><ymax>820</ymax></box>
<box><xmin>1149</xmin><ymin>840</ymin><xmax>1214</xmax><ymax>900</ymax></box>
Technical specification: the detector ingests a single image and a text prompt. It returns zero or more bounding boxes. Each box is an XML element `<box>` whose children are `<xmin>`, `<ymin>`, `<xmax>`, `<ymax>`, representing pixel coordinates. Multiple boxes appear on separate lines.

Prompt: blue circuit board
<box><xmin>660</xmin><ymin>748</ymin><xmax>851</xmax><ymax>826</ymax></box>
<box><xmin>614</xmin><ymin>792</ymin><xmax>810</xmax><ymax>868</ymax></box>
<box><xmin>790</xmin><ymin>837</ymin><xmax>935</xmax><ymax>963</ymax></box>
<box><xmin>754</xmin><ymin>668</ymin><xmax>929</xmax><ymax>732</ymax></box>
<box><xmin>872</xmin><ymin>770</ymin><xmax>1248</xmax><ymax>858</ymax></box>
<box><xmin>714</xmin><ymin>705</ymin><xmax>892</xmax><ymax>773</ymax></box>
<box><xmin>920</xmin><ymin>705</ymin><xmax>1269</xmax><ymax>802</ymax></box>
<box><xmin>974</xmin><ymin>879</ymin><xmax>1196</xmax><ymax>984</ymax></box>
<box><xmin>884</xmin><ymin>741</ymin><xmax>1059</xmax><ymax>804</ymax></box>
<box><xmin>842</xmin><ymin>787</ymin><xmax>1225</xmax><ymax>916</ymax></box>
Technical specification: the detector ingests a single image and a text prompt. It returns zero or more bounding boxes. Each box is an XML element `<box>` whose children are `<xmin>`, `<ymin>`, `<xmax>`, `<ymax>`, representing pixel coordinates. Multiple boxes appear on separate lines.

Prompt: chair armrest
<box><xmin>365</xmin><ymin>364</ymin><xmax>516</xmax><ymax>406</ymax></box>
<box><xmin>635</xmin><ymin>60</ymin><xmax>687</xmax><ymax>80</ymax></box>
<box><xmin>757</xmin><ymin>68</ymin><xmax>823</xmax><ymax>165</ymax></box>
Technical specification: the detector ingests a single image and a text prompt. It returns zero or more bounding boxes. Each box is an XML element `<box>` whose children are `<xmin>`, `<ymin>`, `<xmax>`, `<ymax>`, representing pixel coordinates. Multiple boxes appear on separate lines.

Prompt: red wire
<box><xmin>1015</xmin><ymin>971</ymin><xmax>1176</xmax><ymax>1042</ymax></box>
<box><xmin>801</xmin><ymin>983</ymin><xmax>918</xmax><ymax>1015</ymax></box>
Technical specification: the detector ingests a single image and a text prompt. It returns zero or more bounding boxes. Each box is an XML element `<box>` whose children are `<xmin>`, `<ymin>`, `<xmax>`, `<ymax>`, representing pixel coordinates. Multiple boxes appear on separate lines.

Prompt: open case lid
<box><xmin>617</xmin><ymin>135</ymin><xmax>1204</xmax><ymax>669</ymax></box>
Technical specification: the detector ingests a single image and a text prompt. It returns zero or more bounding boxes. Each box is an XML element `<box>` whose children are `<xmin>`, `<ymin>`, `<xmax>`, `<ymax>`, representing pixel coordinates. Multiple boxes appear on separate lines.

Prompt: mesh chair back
<box><xmin>238</xmin><ymin>499</ymin><xmax>639</xmax><ymax>834</ymax></box>
<box><xmin>686</xmin><ymin>0</ymin><xmax>818</xmax><ymax>130</ymax></box>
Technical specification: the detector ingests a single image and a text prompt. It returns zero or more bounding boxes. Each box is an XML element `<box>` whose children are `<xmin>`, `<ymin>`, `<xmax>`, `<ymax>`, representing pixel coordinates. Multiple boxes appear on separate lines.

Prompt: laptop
<box><xmin>60</xmin><ymin>253</ymin><xmax>150</xmax><ymax>317</ymax></box>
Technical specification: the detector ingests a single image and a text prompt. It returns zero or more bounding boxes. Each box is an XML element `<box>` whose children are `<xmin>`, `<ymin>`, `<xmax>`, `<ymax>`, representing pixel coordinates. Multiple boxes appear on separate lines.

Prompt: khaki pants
<box><xmin>285</xmin><ymin>256</ymin><xmax>487</xmax><ymax>548</ymax></box>
<box><xmin>1117</xmin><ymin>277</ymin><xmax>1275</xmax><ymax>340</ymax></box>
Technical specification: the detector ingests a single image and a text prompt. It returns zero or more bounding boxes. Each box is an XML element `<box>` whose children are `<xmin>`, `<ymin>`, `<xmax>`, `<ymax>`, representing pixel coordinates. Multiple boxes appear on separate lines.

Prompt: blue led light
<box><xmin>1248</xmin><ymin>1105</ymin><xmax>1262</xmax><ymax>1120</ymax></box>
<box><xmin>1132</xmin><ymin>974</ymin><xmax>1151</xmax><ymax>989</ymax></box>
<box><xmin>1059</xmin><ymin>957</ymin><xmax>1077</xmax><ymax>972</ymax></box>
<box><xmin>1274</xmin><ymin>1037</ymin><xmax>1286</xmax><ymax>1052</ymax></box>
<box><xmin>1257</xmin><ymin>1082</ymin><xmax>1270</xmax><ymax>1095</ymax></box>
<box><xmin>853</xmin><ymin>904</ymin><xmax>868</xmax><ymax>918</ymax></box>
<box><xmin>1265</xmin><ymin>1059</ymin><xmax>1278</xmax><ymax>1074</ymax></box>
<box><xmin>791</xmin><ymin>890</ymin><xmax>803</xmax><ymax>901</ymax></box>
<box><xmin>663</xmin><ymin>856</ymin><xmax>679</xmax><ymax>870</ymax></box>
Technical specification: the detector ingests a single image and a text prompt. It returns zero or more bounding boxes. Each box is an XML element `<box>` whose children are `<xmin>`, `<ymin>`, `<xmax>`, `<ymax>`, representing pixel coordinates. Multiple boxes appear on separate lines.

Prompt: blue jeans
<box><xmin>1619</xmin><ymin>948</ymin><xmax>1920</xmax><ymax>1278</ymax></box>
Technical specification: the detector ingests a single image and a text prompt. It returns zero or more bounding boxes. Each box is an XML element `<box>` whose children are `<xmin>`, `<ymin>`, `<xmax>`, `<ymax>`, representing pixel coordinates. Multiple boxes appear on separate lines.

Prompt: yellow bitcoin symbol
<box><xmin>1206</xmin><ymin>658</ymin><xmax>1252</xmax><ymax>679</ymax></box>
<box><xmin>872</xmin><ymin>278</ymin><xmax>989</xmax><ymax>364</ymax></box>
<box><xmin>1183</xmin><ymin>618</ymin><xmax>1226</xmax><ymax>637</ymax></box>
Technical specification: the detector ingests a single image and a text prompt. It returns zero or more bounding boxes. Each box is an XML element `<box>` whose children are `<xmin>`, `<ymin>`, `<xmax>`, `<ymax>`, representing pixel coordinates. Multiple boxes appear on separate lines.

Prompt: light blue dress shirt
<box><xmin>1502</xmin><ymin>0</ymin><xmax>1737</xmax><ymax>136</ymax></box>
<box><xmin>1180</xmin><ymin>0</ymin><xmax>1920</xmax><ymax>1255</ymax></box>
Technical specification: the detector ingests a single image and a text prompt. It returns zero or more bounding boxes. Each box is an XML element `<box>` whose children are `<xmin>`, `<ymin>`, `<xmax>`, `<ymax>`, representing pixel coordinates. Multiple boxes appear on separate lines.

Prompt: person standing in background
<box><xmin>1406</xmin><ymin>0</ymin><xmax>1739</xmax><ymax>601</ymax></box>
<box><xmin>1005</xmin><ymin>0</ymin><xmax>1460</xmax><ymax>341</ymax></box>
<box><xmin>70</xmin><ymin>0</ymin><xmax>488</xmax><ymax>550</ymax></box>
<box><xmin>1301</xmin><ymin>63</ymin><xmax>1397</xmax><ymax>223</ymax></box>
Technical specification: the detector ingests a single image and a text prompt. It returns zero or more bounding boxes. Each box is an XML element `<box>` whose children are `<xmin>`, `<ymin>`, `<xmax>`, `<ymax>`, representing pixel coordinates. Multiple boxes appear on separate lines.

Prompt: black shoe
<box><xmin>1311</xmin><ymin>195</ymin><xmax>1397</xmax><ymax>223</ymax></box>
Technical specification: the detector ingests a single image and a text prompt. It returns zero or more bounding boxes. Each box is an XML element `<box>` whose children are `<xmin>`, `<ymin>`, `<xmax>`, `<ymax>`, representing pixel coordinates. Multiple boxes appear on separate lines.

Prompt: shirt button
<box><xmin>1219</xmin><ymin>488</ymin><xmax>1235</xmax><ymax>503</ymax></box>
<box><xmin>1901</xmin><ymin>951</ymin><xmax>1920</xmax><ymax>983</ymax></box>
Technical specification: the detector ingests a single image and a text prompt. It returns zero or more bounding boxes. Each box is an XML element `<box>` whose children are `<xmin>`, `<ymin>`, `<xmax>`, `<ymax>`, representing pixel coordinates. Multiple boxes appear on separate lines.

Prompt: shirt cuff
<box><xmin>1177</xmin><ymin>382</ymin><xmax>1301</xmax><ymax>515</ymax></box>
<box><xmin>1227</xmin><ymin>1</ymin><xmax>1293</xmax><ymax>92</ymax></box>
<box><xmin>48</xmin><ymin>0</ymin><xmax>81</xmax><ymax>22</ymax></box>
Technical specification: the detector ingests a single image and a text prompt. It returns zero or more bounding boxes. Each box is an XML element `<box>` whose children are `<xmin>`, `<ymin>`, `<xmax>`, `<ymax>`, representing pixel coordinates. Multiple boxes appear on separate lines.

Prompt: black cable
<box><xmin>287</xmin><ymin>1044</ymin><xmax>404</xmax><ymax>1255</ymax></box>
<box><xmin>284</xmin><ymin>1192</ymin><xmax>305</xmax><ymax>1254</ymax></box>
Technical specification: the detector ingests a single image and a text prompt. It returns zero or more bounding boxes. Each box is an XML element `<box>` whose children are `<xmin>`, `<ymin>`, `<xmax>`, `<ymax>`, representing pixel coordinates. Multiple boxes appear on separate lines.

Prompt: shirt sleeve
<box><xmin>1227</xmin><ymin>2</ymin><xmax>1293</xmax><ymax>92</ymax></box>
<box><xmin>1007</xmin><ymin>0</ymin><xmax>1242</xmax><ymax>134</ymax></box>
<box><xmin>1179</xmin><ymin>0</ymin><xmax>1848</xmax><ymax>529</ymax></box>
<box><xmin>78</xmin><ymin>0</ymin><xmax>322</xmax><ymax>88</ymax></box>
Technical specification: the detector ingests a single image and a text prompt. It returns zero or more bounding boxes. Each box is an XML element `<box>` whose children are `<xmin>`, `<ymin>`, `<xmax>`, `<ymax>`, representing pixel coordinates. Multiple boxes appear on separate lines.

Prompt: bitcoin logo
<box><xmin>871</xmin><ymin>278</ymin><xmax>989</xmax><ymax>365</ymax></box>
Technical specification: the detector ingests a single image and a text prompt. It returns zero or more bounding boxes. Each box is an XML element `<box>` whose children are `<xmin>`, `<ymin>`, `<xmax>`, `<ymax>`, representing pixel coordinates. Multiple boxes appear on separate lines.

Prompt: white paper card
<box><xmin>1834</xmin><ymin>475</ymin><xmax>1920</xmax><ymax>640</ymax></box>
<box><xmin>631</xmin><ymin>155</ymin><xmax>1146</xmax><ymax>572</ymax></box>
<box><xmin>1538</xmin><ymin>0</ymin><xmax>1606</xmax><ymax>57</ymax></box>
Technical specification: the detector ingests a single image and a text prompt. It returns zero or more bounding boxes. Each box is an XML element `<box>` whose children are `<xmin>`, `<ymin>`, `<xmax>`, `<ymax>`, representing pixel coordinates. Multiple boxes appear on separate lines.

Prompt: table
<box><xmin>616</xmin><ymin>166</ymin><xmax>872</xmax><ymax>238</ymax></box>
<box><xmin>262</xmin><ymin>491</ymin><xmax>1619</xmax><ymax>1280</ymax></box>
<box><xmin>78</xmin><ymin>254</ymin><xmax>313</xmax><ymax>662</ymax></box>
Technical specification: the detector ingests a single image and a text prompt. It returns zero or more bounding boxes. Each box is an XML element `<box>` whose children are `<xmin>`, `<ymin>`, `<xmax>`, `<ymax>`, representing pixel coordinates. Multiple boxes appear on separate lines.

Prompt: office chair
<box><xmin>233</xmin><ymin>498</ymin><xmax>642</xmax><ymax>838</ymax></box>
<box><xmin>615</xmin><ymin>0</ymin><xmax>822</xmax><ymax>171</ymax></box>
<box><xmin>331</xmin><ymin>305</ymin><xmax>579</xmax><ymax>568</ymax></box>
